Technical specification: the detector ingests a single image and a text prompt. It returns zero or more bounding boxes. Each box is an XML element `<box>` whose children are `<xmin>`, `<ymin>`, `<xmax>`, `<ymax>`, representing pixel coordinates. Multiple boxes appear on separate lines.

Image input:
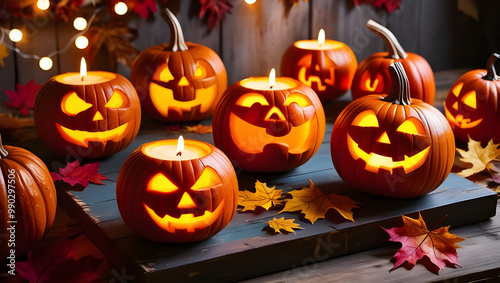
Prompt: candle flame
<box><xmin>176</xmin><ymin>135</ymin><xmax>184</xmax><ymax>156</ymax></box>
<box><xmin>269</xmin><ymin>68</ymin><xmax>276</xmax><ymax>89</ymax></box>
<box><xmin>318</xmin><ymin>29</ymin><xmax>325</xmax><ymax>45</ymax></box>
<box><xmin>80</xmin><ymin>57</ymin><xmax>87</xmax><ymax>81</ymax></box>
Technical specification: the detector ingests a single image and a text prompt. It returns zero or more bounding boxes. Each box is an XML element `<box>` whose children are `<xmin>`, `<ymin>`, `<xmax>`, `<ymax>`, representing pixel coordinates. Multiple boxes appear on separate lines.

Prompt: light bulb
<box><xmin>73</xmin><ymin>17</ymin><xmax>87</xmax><ymax>31</ymax></box>
<box><xmin>114</xmin><ymin>2</ymin><xmax>128</xmax><ymax>15</ymax></box>
<box><xmin>37</xmin><ymin>0</ymin><xmax>50</xmax><ymax>10</ymax></box>
<box><xmin>245</xmin><ymin>0</ymin><xmax>257</xmax><ymax>4</ymax></box>
<box><xmin>39</xmin><ymin>57</ymin><xmax>53</xmax><ymax>70</ymax></box>
<box><xmin>9</xmin><ymin>29</ymin><xmax>23</xmax><ymax>43</ymax></box>
<box><xmin>75</xmin><ymin>36</ymin><xmax>89</xmax><ymax>49</ymax></box>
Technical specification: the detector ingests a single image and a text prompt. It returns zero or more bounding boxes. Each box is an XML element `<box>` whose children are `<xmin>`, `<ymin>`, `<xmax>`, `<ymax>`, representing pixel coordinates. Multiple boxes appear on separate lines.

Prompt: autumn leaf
<box><xmin>280</xmin><ymin>180</ymin><xmax>360</xmax><ymax>224</ymax></box>
<box><xmin>51</xmin><ymin>160</ymin><xmax>110</xmax><ymax>188</ymax></box>
<box><xmin>3</xmin><ymin>79</ymin><xmax>43</xmax><ymax>116</ymax></box>
<box><xmin>133</xmin><ymin>0</ymin><xmax>158</xmax><ymax>19</ymax></box>
<box><xmin>199</xmin><ymin>0</ymin><xmax>232</xmax><ymax>30</ymax></box>
<box><xmin>353</xmin><ymin>0</ymin><xmax>401</xmax><ymax>13</ymax></box>
<box><xmin>456</xmin><ymin>138</ymin><xmax>500</xmax><ymax>177</ymax></box>
<box><xmin>239</xmin><ymin>180</ymin><xmax>284</xmax><ymax>212</ymax></box>
<box><xmin>183</xmin><ymin>124</ymin><xmax>212</xmax><ymax>134</ymax></box>
<box><xmin>54</xmin><ymin>0</ymin><xmax>84</xmax><ymax>22</ymax></box>
<box><xmin>382</xmin><ymin>212</ymin><xmax>465</xmax><ymax>272</ymax></box>
<box><xmin>0</xmin><ymin>43</ymin><xmax>9</xmax><ymax>67</ymax></box>
<box><xmin>85</xmin><ymin>20</ymin><xmax>138</xmax><ymax>69</ymax></box>
<box><xmin>267</xmin><ymin>217</ymin><xmax>303</xmax><ymax>234</ymax></box>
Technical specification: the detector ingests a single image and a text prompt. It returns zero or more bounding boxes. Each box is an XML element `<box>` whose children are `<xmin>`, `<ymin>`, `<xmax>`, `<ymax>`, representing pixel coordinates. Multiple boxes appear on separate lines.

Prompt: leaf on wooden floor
<box><xmin>279</xmin><ymin>179</ymin><xmax>360</xmax><ymax>224</ymax></box>
<box><xmin>455</xmin><ymin>138</ymin><xmax>500</xmax><ymax>177</ymax></box>
<box><xmin>239</xmin><ymin>180</ymin><xmax>284</xmax><ymax>212</ymax></box>
<box><xmin>382</xmin><ymin>212</ymin><xmax>465</xmax><ymax>273</ymax></box>
<box><xmin>3</xmin><ymin>79</ymin><xmax>42</xmax><ymax>116</ymax></box>
<box><xmin>267</xmin><ymin>217</ymin><xmax>303</xmax><ymax>234</ymax></box>
<box><xmin>51</xmin><ymin>160</ymin><xmax>110</xmax><ymax>188</ymax></box>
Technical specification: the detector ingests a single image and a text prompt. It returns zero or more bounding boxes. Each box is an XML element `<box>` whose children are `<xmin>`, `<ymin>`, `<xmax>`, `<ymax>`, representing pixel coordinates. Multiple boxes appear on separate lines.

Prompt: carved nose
<box><xmin>177</xmin><ymin>192</ymin><xmax>196</xmax><ymax>209</ymax></box>
<box><xmin>93</xmin><ymin>111</ymin><xmax>104</xmax><ymax>121</ymax></box>
<box><xmin>178</xmin><ymin>76</ymin><xmax>190</xmax><ymax>86</ymax></box>
<box><xmin>377</xmin><ymin>131</ymin><xmax>391</xmax><ymax>144</ymax></box>
<box><xmin>265</xmin><ymin>107</ymin><xmax>286</xmax><ymax>121</ymax></box>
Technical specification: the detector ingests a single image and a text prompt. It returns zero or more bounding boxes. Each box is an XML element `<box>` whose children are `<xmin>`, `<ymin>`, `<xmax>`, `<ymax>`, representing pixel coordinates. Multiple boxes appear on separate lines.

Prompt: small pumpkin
<box><xmin>281</xmin><ymin>29</ymin><xmax>357</xmax><ymax>103</ymax></box>
<box><xmin>131</xmin><ymin>8</ymin><xmax>227</xmax><ymax>122</ymax></box>
<box><xmin>331</xmin><ymin>62</ymin><xmax>454</xmax><ymax>198</ymax></box>
<box><xmin>0</xmin><ymin>134</ymin><xmax>57</xmax><ymax>259</ymax></box>
<box><xmin>351</xmin><ymin>20</ymin><xmax>435</xmax><ymax>104</ymax></box>
<box><xmin>34</xmin><ymin>72</ymin><xmax>141</xmax><ymax>159</ymax></box>
<box><xmin>444</xmin><ymin>53</ymin><xmax>500</xmax><ymax>144</ymax></box>
<box><xmin>116</xmin><ymin>139</ymin><xmax>238</xmax><ymax>243</ymax></box>
<box><xmin>213</xmin><ymin>76</ymin><xmax>325</xmax><ymax>172</ymax></box>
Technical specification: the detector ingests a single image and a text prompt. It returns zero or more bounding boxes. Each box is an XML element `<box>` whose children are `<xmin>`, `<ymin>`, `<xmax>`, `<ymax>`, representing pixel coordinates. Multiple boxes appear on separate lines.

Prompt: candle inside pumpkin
<box><xmin>143</xmin><ymin>136</ymin><xmax>212</xmax><ymax>161</ymax></box>
<box><xmin>56</xmin><ymin>58</ymin><xmax>116</xmax><ymax>85</ymax></box>
<box><xmin>294</xmin><ymin>29</ymin><xmax>344</xmax><ymax>50</ymax></box>
<box><xmin>240</xmin><ymin>68</ymin><xmax>297</xmax><ymax>90</ymax></box>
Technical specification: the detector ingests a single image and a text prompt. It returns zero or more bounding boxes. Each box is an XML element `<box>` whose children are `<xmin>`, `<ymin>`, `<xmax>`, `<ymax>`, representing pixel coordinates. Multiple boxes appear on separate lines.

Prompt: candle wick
<box><xmin>176</xmin><ymin>151</ymin><xmax>182</xmax><ymax>156</ymax></box>
<box><xmin>270</xmin><ymin>85</ymin><xmax>273</xmax><ymax>89</ymax></box>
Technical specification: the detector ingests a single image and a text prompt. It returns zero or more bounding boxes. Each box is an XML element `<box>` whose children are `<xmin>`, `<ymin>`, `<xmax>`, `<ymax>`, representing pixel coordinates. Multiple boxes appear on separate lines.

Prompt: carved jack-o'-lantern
<box><xmin>281</xmin><ymin>30</ymin><xmax>357</xmax><ymax>103</ymax></box>
<box><xmin>351</xmin><ymin>20</ymin><xmax>435</xmax><ymax>104</ymax></box>
<box><xmin>331</xmin><ymin>62</ymin><xmax>454</xmax><ymax>198</ymax></box>
<box><xmin>117</xmin><ymin>138</ymin><xmax>238</xmax><ymax>243</ymax></box>
<box><xmin>131</xmin><ymin>9</ymin><xmax>227</xmax><ymax>122</ymax></box>
<box><xmin>444</xmin><ymin>53</ymin><xmax>500</xmax><ymax>144</ymax></box>
<box><xmin>213</xmin><ymin>73</ymin><xmax>325</xmax><ymax>172</ymax></box>
<box><xmin>34</xmin><ymin>63</ymin><xmax>141</xmax><ymax>159</ymax></box>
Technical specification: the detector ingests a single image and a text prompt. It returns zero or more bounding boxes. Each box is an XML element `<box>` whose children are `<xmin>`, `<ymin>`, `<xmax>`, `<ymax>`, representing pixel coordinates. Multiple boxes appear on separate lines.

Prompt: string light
<box><xmin>9</xmin><ymin>29</ymin><xmax>23</xmax><ymax>42</ymax></box>
<box><xmin>75</xmin><ymin>36</ymin><xmax>89</xmax><ymax>49</ymax></box>
<box><xmin>39</xmin><ymin>57</ymin><xmax>53</xmax><ymax>70</ymax></box>
<box><xmin>245</xmin><ymin>0</ymin><xmax>257</xmax><ymax>4</ymax></box>
<box><xmin>73</xmin><ymin>17</ymin><xmax>87</xmax><ymax>31</ymax></box>
<box><xmin>36</xmin><ymin>0</ymin><xmax>50</xmax><ymax>10</ymax></box>
<box><xmin>114</xmin><ymin>2</ymin><xmax>128</xmax><ymax>15</ymax></box>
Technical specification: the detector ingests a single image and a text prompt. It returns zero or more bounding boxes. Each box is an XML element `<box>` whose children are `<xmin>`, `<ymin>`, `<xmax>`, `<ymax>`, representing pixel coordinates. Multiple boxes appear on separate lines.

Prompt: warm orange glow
<box><xmin>444</xmin><ymin>104</ymin><xmax>483</xmax><ymax>129</ymax></box>
<box><xmin>177</xmin><ymin>135</ymin><xmax>184</xmax><ymax>156</ymax></box>
<box><xmin>114</xmin><ymin>2</ymin><xmax>128</xmax><ymax>15</ymax></box>
<box><xmin>235</xmin><ymin>93</ymin><xmax>269</xmax><ymax>107</ymax></box>
<box><xmin>73</xmin><ymin>17</ymin><xmax>87</xmax><ymax>31</ymax></box>
<box><xmin>159</xmin><ymin>66</ymin><xmax>175</xmax><ymax>82</ymax></box>
<box><xmin>351</xmin><ymin>110</ymin><xmax>379</xmax><ymax>127</ymax></box>
<box><xmin>75</xmin><ymin>36</ymin><xmax>89</xmax><ymax>49</ymax></box>
<box><xmin>143</xmin><ymin>139</ymin><xmax>212</xmax><ymax>161</ymax></box>
<box><xmin>452</xmin><ymin>102</ymin><xmax>458</xmax><ymax>110</ymax></box>
<box><xmin>452</xmin><ymin>82</ymin><xmax>463</xmax><ymax>97</ymax></box>
<box><xmin>191</xmin><ymin>167</ymin><xmax>222</xmax><ymax>191</ymax></box>
<box><xmin>56</xmin><ymin>123</ymin><xmax>129</xmax><ymax>147</ymax></box>
<box><xmin>462</xmin><ymin>90</ymin><xmax>477</xmax><ymax>109</ymax></box>
<box><xmin>61</xmin><ymin>92</ymin><xmax>92</xmax><ymax>116</ymax></box>
<box><xmin>80</xmin><ymin>58</ymin><xmax>87</xmax><ymax>81</ymax></box>
<box><xmin>285</xmin><ymin>93</ymin><xmax>312</xmax><ymax>107</ymax></box>
<box><xmin>269</xmin><ymin>68</ymin><xmax>276</xmax><ymax>88</ymax></box>
<box><xmin>93</xmin><ymin>111</ymin><xmax>104</xmax><ymax>121</ymax></box>
<box><xmin>264</xmin><ymin>107</ymin><xmax>286</xmax><ymax>121</ymax></box>
<box><xmin>9</xmin><ymin>29</ymin><xmax>22</xmax><ymax>42</ymax></box>
<box><xmin>377</xmin><ymin>132</ymin><xmax>391</xmax><ymax>144</ymax></box>
<box><xmin>36</xmin><ymin>0</ymin><xmax>50</xmax><ymax>10</ymax></box>
<box><xmin>105</xmin><ymin>91</ymin><xmax>125</xmax><ymax>108</ymax></box>
<box><xmin>178</xmin><ymin>76</ymin><xmax>190</xmax><ymax>86</ymax></box>
<box><xmin>360</xmin><ymin>70</ymin><xmax>384</xmax><ymax>92</ymax></box>
<box><xmin>39</xmin><ymin>57</ymin><xmax>53</xmax><ymax>71</ymax></box>
<box><xmin>177</xmin><ymin>192</ymin><xmax>197</xmax><ymax>209</ymax></box>
<box><xmin>148</xmin><ymin>173</ymin><xmax>178</xmax><ymax>193</ymax></box>
<box><xmin>397</xmin><ymin>118</ymin><xmax>425</xmax><ymax>135</ymax></box>
<box><xmin>318</xmin><ymin>29</ymin><xmax>325</xmax><ymax>45</ymax></box>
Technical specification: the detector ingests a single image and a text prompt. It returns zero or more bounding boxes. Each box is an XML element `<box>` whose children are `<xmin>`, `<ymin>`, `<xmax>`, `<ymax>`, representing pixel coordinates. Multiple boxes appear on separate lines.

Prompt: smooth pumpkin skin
<box><xmin>0</xmin><ymin>142</ymin><xmax>57</xmax><ymax>259</ymax></box>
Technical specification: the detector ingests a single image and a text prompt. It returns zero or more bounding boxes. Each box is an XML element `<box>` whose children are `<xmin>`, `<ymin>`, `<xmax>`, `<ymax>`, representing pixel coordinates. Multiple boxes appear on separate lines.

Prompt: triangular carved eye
<box><xmin>462</xmin><ymin>90</ymin><xmax>477</xmax><ymax>109</ymax></box>
<box><xmin>351</xmin><ymin>110</ymin><xmax>379</xmax><ymax>127</ymax></box>
<box><xmin>148</xmin><ymin>173</ymin><xmax>178</xmax><ymax>193</ymax></box>
<box><xmin>397</xmin><ymin>118</ymin><xmax>425</xmax><ymax>136</ymax></box>
<box><xmin>191</xmin><ymin>167</ymin><xmax>222</xmax><ymax>191</ymax></box>
<box><xmin>105</xmin><ymin>91</ymin><xmax>125</xmax><ymax>109</ymax></box>
<box><xmin>61</xmin><ymin>92</ymin><xmax>92</xmax><ymax>116</ymax></box>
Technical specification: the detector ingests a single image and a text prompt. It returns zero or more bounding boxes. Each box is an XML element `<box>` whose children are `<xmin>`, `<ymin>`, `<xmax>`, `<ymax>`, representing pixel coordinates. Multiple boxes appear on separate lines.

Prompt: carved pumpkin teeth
<box><xmin>144</xmin><ymin>199</ymin><xmax>226</xmax><ymax>233</ymax></box>
<box><xmin>56</xmin><ymin>123</ymin><xmax>129</xmax><ymax>147</ymax></box>
<box><xmin>444</xmin><ymin>104</ymin><xmax>483</xmax><ymax>129</ymax></box>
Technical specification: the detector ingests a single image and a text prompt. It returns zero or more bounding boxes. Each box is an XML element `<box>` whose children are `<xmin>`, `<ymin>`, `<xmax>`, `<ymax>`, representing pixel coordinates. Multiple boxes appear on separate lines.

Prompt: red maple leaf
<box><xmin>3</xmin><ymin>79</ymin><xmax>42</xmax><ymax>116</ymax></box>
<box><xmin>133</xmin><ymin>0</ymin><xmax>157</xmax><ymax>19</ymax></box>
<box><xmin>51</xmin><ymin>160</ymin><xmax>110</xmax><ymax>188</ymax></box>
<box><xmin>382</xmin><ymin>212</ymin><xmax>465</xmax><ymax>273</ymax></box>
<box><xmin>353</xmin><ymin>0</ymin><xmax>401</xmax><ymax>13</ymax></box>
<box><xmin>199</xmin><ymin>0</ymin><xmax>232</xmax><ymax>30</ymax></box>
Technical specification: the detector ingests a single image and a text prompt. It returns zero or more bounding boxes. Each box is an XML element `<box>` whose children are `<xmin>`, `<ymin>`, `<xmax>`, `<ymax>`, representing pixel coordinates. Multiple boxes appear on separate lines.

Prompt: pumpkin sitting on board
<box><xmin>131</xmin><ymin>8</ymin><xmax>227</xmax><ymax>122</ymax></box>
<box><xmin>0</xmin><ymin>134</ymin><xmax>57</xmax><ymax>259</ymax></box>
<box><xmin>351</xmin><ymin>20</ymin><xmax>435</xmax><ymax>104</ymax></box>
<box><xmin>331</xmin><ymin>62</ymin><xmax>454</xmax><ymax>198</ymax></box>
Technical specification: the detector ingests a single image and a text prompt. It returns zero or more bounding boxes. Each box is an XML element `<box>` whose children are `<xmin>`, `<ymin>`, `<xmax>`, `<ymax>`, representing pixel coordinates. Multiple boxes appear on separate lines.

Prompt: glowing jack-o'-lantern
<box><xmin>131</xmin><ymin>8</ymin><xmax>227</xmax><ymax>122</ymax></box>
<box><xmin>213</xmin><ymin>71</ymin><xmax>325</xmax><ymax>172</ymax></box>
<box><xmin>351</xmin><ymin>20</ymin><xmax>435</xmax><ymax>104</ymax></box>
<box><xmin>281</xmin><ymin>29</ymin><xmax>357</xmax><ymax>103</ymax></box>
<box><xmin>331</xmin><ymin>62</ymin><xmax>454</xmax><ymax>198</ymax></box>
<box><xmin>444</xmin><ymin>53</ymin><xmax>500</xmax><ymax>144</ymax></box>
<box><xmin>34</xmin><ymin>59</ymin><xmax>141</xmax><ymax>159</ymax></box>
<box><xmin>116</xmin><ymin>138</ymin><xmax>238</xmax><ymax>243</ymax></box>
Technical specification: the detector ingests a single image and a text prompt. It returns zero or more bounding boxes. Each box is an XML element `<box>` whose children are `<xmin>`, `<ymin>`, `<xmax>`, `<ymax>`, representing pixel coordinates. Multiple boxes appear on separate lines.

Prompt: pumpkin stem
<box><xmin>483</xmin><ymin>53</ymin><xmax>500</xmax><ymax>81</ymax></box>
<box><xmin>162</xmin><ymin>8</ymin><xmax>188</xmax><ymax>52</ymax></box>
<box><xmin>366</xmin><ymin>19</ymin><xmax>407</xmax><ymax>60</ymax></box>
<box><xmin>0</xmin><ymin>133</ymin><xmax>8</xmax><ymax>159</ymax></box>
<box><xmin>384</xmin><ymin>62</ymin><xmax>411</xmax><ymax>105</ymax></box>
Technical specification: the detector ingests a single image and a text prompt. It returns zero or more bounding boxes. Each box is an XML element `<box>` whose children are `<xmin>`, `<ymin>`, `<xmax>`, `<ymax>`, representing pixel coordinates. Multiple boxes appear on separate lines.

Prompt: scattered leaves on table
<box><xmin>3</xmin><ymin>79</ymin><xmax>42</xmax><ymax>116</ymax></box>
<box><xmin>51</xmin><ymin>160</ymin><xmax>110</xmax><ymax>189</ymax></box>
<box><xmin>164</xmin><ymin>124</ymin><xmax>212</xmax><ymax>134</ymax></box>
<box><xmin>455</xmin><ymin>138</ymin><xmax>500</xmax><ymax>178</ymax></box>
<box><xmin>382</xmin><ymin>212</ymin><xmax>465</xmax><ymax>273</ymax></box>
<box><xmin>239</xmin><ymin>180</ymin><xmax>284</xmax><ymax>212</ymax></box>
<box><xmin>0</xmin><ymin>43</ymin><xmax>9</xmax><ymax>67</ymax></box>
<box><xmin>353</xmin><ymin>0</ymin><xmax>401</xmax><ymax>13</ymax></box>
<box><xmin>279</xmin><ymin>179</ymin><xmax>360</xmax><ymax>224</ymax></box>
<box><xmin>199</xmin><ymin>0</ymin><xmax>233</xmax><ymax>30</ymax></box>
<box><xmin>267</xmin><ymin>217</ymin><xmax>303</xmax><ymax>234</ymax></box>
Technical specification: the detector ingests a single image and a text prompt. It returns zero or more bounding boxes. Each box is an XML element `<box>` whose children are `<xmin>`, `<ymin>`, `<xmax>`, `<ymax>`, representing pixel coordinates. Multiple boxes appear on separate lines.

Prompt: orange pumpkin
<box><xmin>331</xmin><ymin>62</ymin><xmax>454</xmax><ymax>198</ymax></box>
<box><xmin>351</xmin><ymin>20</ymin><xmax>435</xmax><ymax>104</ymax></box>
<box><xmin>444</xmin><ymin>53</ymin><xmax>500</xmax><ymax>144</ymax></box>
<box><xmin>0</xmin><ymin>134</ymin><xmax>57</xmax><ymax>259</ymax></box>
<box><xmin>131</xmin><ymin>8</ymin><xmax>227</xmax><ymax>122</ymax></box>
<box><xmin>116</xmin><ymin>139</ymin><xmax>238</xmax><ymax>243</ymax></box>
<box><xmin>34</xmin><ymin>72</ymin><xmax>141</xmax><ymax>159</ymax></box>
<box><xmin>281</xmin><ymin>30</ymin><xmax>357</xmax><ymax>103</ymax></box>
<box><xmin>213</xmin><ymin>76</ymin><xmax>325</xmax><ymax>172</ymax></box>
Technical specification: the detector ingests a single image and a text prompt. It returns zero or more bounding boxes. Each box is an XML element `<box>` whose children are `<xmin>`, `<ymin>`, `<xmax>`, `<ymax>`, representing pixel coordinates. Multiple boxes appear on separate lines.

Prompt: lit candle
<box><xmin>239</xmin><ymin>68</ymin><xmax>297</xmax><ymax>91</ymax></box>
<box><xmin>143</xmin><ymin>135</ymin><xmax>212</xmax><ymax>161</ymax></box>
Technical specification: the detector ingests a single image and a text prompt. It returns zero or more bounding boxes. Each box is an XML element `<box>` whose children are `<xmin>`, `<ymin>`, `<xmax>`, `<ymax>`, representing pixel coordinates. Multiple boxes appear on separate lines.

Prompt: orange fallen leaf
<box><xmin>279</xmin><ymin>179</ymin><xmax>360</xmax><ymax>224</ymax></box>
<box><xmin>267</xmin><ymin>217</ymin><xmax>303</xmax><ymax>234</ymax></box>
<box><xmin>383</xmin><ymin>212</ymin><xmax>465</xmax><ymax>272</ymax></box>
<box><xmin>183</xmin><ymin>124</ymin><xmax>212</xmax><ymax>134</ymax></box>
<box><xmin>238</xmin><ymin>180</ymin><xmax>284</xmax><ymax>212</ymax></box>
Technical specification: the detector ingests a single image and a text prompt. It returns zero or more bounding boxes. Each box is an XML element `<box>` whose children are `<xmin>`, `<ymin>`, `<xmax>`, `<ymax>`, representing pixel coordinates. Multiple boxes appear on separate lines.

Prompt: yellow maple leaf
<box><xmin>267</xmin><ymin>217</ymin><xmax>303</xmax><ymax>234</ymax></box>
<box><xmin>0</xmin><ymin>44</ymin><xmax>9</xmax><ymax>67</ymax></box>
<box><xmin>456</xmin><ymin>138</ymin><xmax>500</xmax><ymax>177</ymax></box>
<box><xmin>183</xmin><ymin>124</ymin><xmax>212</xmax><ymax>134</ymax></box>
<box><xmin>280</xmin><ymin>179</ymin><xmax>361</xmax><ymax>224</ymax></box>
<box><xmin>238</xmin><ymin>180</ymin><xmax>284</xmax><ymax>212</ymax></box>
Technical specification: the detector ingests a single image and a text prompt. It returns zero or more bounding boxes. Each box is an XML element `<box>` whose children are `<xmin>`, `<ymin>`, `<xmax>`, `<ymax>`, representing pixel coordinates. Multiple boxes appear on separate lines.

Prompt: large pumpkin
<box><xmin>351</xmin><ymin>20</ymin><xmax>435</xmax><ymax>104</ymax></box>
<box><xmin>444</xmin><ymin>53</ymin><xmax>500</xmax><ymax>144</ymax></box>
<box><xmin>213</xmin><ymin>76</ymin><xmax>325</xmax><ymax>172</ymax></box>
<box><xmin>34</xmin><ymin>72</ymin><xmax>141</xmax><ymax>159</ymax></box>
<box><xmin>281</xmin><ymin>29</ymin><xmax>357</xmax><ymax>103</ymax></box>
<box><xmin>131</xmin><ymin>8</ymin><xmax>227</xmax><ymax>122</ymax></box>
<box><xmin>331</xmin><ymin>62</ymin><xmax>454</xmax><ymax>198</ymax></box>
<box><xmin>116</xmin><ymin>139</ymin><xmax>238</xmax><ymax>243</ymax></box>
<box><xmin>0</xmin><ymin>134</ymin><xmax>57</xmax><ymax>259</ymax></box>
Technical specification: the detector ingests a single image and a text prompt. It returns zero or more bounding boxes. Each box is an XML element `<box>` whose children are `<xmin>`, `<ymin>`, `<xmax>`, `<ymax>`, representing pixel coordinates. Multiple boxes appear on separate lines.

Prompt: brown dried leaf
<box><xmin>239</xmin><ymin>180</ymin><xmax>284</xmax><ymax>212</ymax></box>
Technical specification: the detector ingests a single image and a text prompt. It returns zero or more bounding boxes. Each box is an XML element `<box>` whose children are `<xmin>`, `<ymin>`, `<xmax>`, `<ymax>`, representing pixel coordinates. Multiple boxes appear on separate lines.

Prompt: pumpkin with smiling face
<box><xmin>131</xmin><ymin>9</ymin><xmax>227</xmax><ymax>122</ymax></box>
<box><xmin>116</xmin><ymin>139</ymin><xmax>238</xmax><ymax>243</ymax></box>
<box><xmin>331</xmin><ymin>62</ymin><xmax>454</xmax><ymax>198</ymax></box>
<box><xmin>213</xmin><ymin>77</ymin><xmax>325</xmax><ymax>172</ymax></box>
<box><xmin>34</xmin><ymin>72</ymin><xmax>141</xmax><ymax>159</ymax></box>
<box><xmin>444</xmin><ymin>53</ymin><xmax>500</xmax><ymax>144</ymax></box>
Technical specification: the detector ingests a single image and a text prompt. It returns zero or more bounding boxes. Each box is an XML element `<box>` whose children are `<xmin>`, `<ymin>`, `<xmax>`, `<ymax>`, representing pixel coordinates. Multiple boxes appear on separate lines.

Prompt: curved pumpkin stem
<box><xmin>384</xmin><ymin>62</ymin><xmax>411</xmax><ymax>105</ymax></box>
<box><xmin>162</xmin><ymin>8</ymin><xmax>188</xmax><ymax>52</ymax></box>
<box><xmin>483</xmin><ymin>53</ymin><xmax>500</xmax><ymax>81</ymax></box>
<box><xmin>0</xmin><ymin>133</ymin><xmax>8</xmax><ymax>159</ymax></box>
<box><xmin>366</xmin><ymin>19</ymin><xmax>407</xmax><ymax>60</ymax></box>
